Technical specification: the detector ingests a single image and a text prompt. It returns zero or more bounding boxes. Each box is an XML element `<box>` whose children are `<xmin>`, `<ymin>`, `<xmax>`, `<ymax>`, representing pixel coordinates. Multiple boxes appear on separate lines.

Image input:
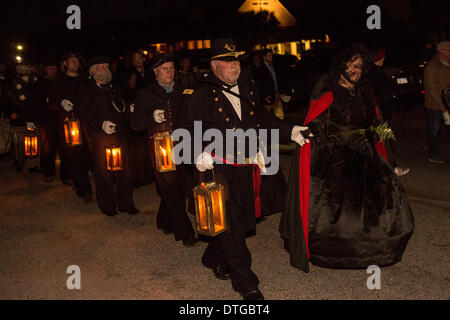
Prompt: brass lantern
<box><xmin>64</xmin><ymin>117</ymin><xmax>83</xmax><ymax>146</ymax></box>
<box><xmin>193</xmin><ymin>180</ymin><xmax>227</xmax><ymax>236</ymax></box>
<box><xmin>105</xmin><ymin>145</ymin><xmax>123</xmax><ymax>171</ymax></box>
<box><xmin>154</xmin><ymin>131</ymin><xmax>176</xmax><ymax>172</ymax></box>
<box><xmin>24</xmin><ymin>131</ymin><xmax>39</xmax><ymax>158</ymax></box>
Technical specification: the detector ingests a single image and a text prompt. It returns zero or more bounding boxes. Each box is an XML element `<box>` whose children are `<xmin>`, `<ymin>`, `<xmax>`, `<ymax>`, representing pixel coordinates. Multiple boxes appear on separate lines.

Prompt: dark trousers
<box><xmin>65</xmin><ymin>145</ymin><xmax>92</xmax><ymax>197</ymax></box>
<box><xmin>426</xmin><ymin>108</ymin><xmax>444</xmax><ymax>157</ymax></box>
<box><xmin>202</xmin><ymin>232</ymin><xmax>259</xmax><ymax>293</ymax></box>
<box><xmin>39</xmin><ymin>116</ymin><xmax>70</xmax><ymax>180</ymax></box>
<box><xmin>90</xmin><ymin>133</ymin><xmax>135</xmax><ymax>214</ymax></box>
<box><xmin>150</xmin><ymin>139</ymin><xmax>195</xmax><ymax>241</ymax></box>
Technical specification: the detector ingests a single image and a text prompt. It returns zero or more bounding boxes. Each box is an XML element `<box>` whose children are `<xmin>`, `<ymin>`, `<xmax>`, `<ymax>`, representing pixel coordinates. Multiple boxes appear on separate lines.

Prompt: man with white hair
<box><xmin>181</xmin><ymin>38</ymin><xmax>312</xmax><ymax>300</ymax></box>
<box><xmin>424</xmin><ymin>41</ymin><xmax>450</xmax><ymax>163</ymax></box>
<box><xmin>77</xmin><ymin>56</ymin><xmax>138</xmax><ymax>216</ymax></box>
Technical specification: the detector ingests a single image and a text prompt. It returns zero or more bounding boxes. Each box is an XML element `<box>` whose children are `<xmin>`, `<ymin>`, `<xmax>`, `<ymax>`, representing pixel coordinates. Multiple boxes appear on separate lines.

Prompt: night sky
<box><xmin>1</xmin><ymin>0</ymin><xmax>449</xmax><ymax>62</ymax></box>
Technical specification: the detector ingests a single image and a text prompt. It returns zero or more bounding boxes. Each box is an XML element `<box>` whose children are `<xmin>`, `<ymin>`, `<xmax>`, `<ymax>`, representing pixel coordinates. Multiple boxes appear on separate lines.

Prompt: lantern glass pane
<box><xmin>211</xmin><ymin>189</ymin><xmax>225</xmax><ymax>233</ymax></box>
<box><xmin>69</xmin><ymin>121</ymin><xmax>81</xmax><ymax>145</ymax></box>
<box><xmin>64</xmin><ymin>123</ymin><xmax>70</xmax><ymax>144</ymax></box>
<box><xmin>197</xmin><ymin>193</ymin><xmax>208</xmax><ymax>231</ymax></box>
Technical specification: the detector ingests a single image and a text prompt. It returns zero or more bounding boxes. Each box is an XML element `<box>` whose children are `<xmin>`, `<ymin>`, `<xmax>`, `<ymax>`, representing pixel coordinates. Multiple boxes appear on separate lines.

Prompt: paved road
<box><xmin>0</xmin><ymin>103</ymin><xmax>449</xmax><ymax>300</ymax></box>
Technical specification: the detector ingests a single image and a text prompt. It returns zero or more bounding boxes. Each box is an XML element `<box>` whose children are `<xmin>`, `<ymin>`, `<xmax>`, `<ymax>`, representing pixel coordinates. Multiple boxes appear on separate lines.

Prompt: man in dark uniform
<box><xmin>49</xmin><ymin>52</ymin><xmax>93</xmax><ymax>203</ymax></box>
<box><xmin>130</xmin><ymin>53</ymin><xmax>198</xmax><ymax>247</ymax></box>
<box><xmin>77</xmin><ymin>56</ymin><xmax>138</xmax><ymax>216</ymax></box>
<box><xmin>181</xmin><ymin>38</ymin><xmax>311</xmax><ymax>300</ymax></box>
<box><xmin>27</xmin><ymin>59</ymin><xmax>59</xmax><ymax>181</ymax></box>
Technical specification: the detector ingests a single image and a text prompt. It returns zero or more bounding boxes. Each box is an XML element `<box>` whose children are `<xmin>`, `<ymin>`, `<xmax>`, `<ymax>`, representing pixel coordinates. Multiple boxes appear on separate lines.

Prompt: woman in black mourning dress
<box><xmin>280</xmin><ymin>44</ymin><xmax>414</xmax><ymax>272</ymax></box>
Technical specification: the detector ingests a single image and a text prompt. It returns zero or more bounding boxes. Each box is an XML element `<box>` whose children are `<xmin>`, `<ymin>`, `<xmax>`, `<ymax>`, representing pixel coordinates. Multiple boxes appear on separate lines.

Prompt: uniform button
<box><xmin>213</xmin><ymin>89</ymin><xmax>216</xmax><ymax>93</ymax></box>
<box><xmin>250</xmin><ymin>111</ymin><xmax>254</xmax><ymax>115</ymax></box>
<box><xmin>233</xmin><ymin>127</ymin><xmax>236</xmax><ymax>131</ymax></box>
<box><xmin>252</xmin><ymin>101</ymin><xmax>255</xmax><ymax>106</ymax></box>
<box><xmin>257</xmin><ymin>124</ymin><xmax>260</xmax><ymax>127</ymax></box>
<box><xmin>214</xmin><ymin>97</ymin><xmax>219</xmax><ymax>102</ymax></box>
<box><xmin>226</xmin><ymin>117</ymin><xmax>230</xmax><ymax>122</ymax></box>
<box><xmin>250</xmin><ymin>91</ymin><xmax>254</xmax><ymax>95</ymax></box>
<box><xmin>170</xmin><ymin>122</ymin><xmax>173</xmax><ymax>126</ymax></box>
<box><xmin>218</xmin><ymin>107</ymin><xmax>223</xmax><ymax>112</ymax></box>
<box><xmin>238</xmin><ymin>151</ymin><xmax>241</xmax><ymax>155</ymax></box>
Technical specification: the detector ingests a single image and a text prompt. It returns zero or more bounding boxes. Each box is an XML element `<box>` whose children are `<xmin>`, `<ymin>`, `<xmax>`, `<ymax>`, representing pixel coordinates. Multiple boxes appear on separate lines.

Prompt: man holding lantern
<box><xmin>130</xmin><ymin>52</ymin><xmax>198</xmax><ymax>247</ymax></box>
<box><xmin>180</xmin><ymin>38</ymin><xmax>312</xmax><ymax>300</ymax></box>
<box><xmin>77</xmin><ymin>56</ymin><xmax>138</xmax><ymax>217</ymax></box>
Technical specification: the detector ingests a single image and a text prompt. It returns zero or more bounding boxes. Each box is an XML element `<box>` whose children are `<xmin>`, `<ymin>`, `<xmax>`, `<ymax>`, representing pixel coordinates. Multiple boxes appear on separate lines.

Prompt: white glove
<box><xmin>102</xmin><ymin>121</ymin><xmax>116</xmax><ymax>135</ymax></box>
<box><xmin>195</xmin><ymin>152</ymin><xmax>214</xmax><ymax>172</ymax></box>
<box><xmin>130</xmin><ymin>103</ymin><xmax>135</xmax><ymax>113</ymax></box>
<box><xmin>291</xmin><ymin>125</ymin><xmax>313</xmax><ymax>146</ymax></box>
<box><xmin>443</xmin><ymin>111</ymin><xmax>450</xmax><ymax>126</ymax></box>
<box><xmin>26</xmin><ymin>122</ymin><xmax>36</xmax><ymax>131</ymax></box>
<box><xmin>253</xmin><ymin>150</ymin><xmax>267</xmax><ymax>174</ymax></box>
<box><xmin>61</xmin><ymin>99</ymin><xmax>74</xmax><ymax>112</ymax></box>
<box><xmin>153</xmin><ymin>109</ymin><xmax>166</xmax><ymax>123</ymax></box>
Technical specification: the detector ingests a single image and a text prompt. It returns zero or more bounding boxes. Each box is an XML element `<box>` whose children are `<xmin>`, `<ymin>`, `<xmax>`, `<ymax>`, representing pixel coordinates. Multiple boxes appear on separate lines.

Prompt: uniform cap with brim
<box><xmin>86</xmin><ymin>56</ymin><xmax>111</xmax><ymax>69</ymax></box>
<box><xmin>61</xmin><ymin>51</ymin><xmax>81</xmax><ymax>62</ymax></box>
<box><xmin>151</xmin><ymin>52</ymin><xmax>175</xmax><ymax>69</ymax></box>
<box><xmin>211</xmin><ymin>37</ymin><xmax>247</xmax><ymax>61</ymax></box>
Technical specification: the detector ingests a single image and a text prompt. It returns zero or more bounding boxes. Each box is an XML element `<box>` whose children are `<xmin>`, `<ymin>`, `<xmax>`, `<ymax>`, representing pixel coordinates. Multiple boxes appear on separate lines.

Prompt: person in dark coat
<box><xmin>48</xmin><ymin>52</ymin><xmax>93</xmax><ymax>202</ymax></box>
<box><xmin>130</xmin><ymin>51</ymin><xmax>153</xmax><ymax>90</ymax></box>
<box><xmin>180</xmin><ymin>38</ymin><xmax>311</xmax><ymax>300</ymax></box>
<box><xmin>26</xmin><ymin>59</ymin><xmax>58</xmax><ymax>177</ymax></box>
<box><xmin>254</xmin><ymin>49</ymin><xmax>284</xmax><ymax>120</ymax></box>
<box><xmin>369</xmin><ymin>47</ymin><xmax>410</xmax><ymax>176</ymax></box>
<box><xmin>120</xmin><ymin>70</ymin><xmax>155</xmax><ymax>188</ymax></box>
<box><xmin>130</xmin><ymin>52</ymin><xmax>198</xmax><ymax>247</ymax></box>
<box><xmin>77</xmin><ymin>56</ymin><xmax>138</xmax><ymax>216</ymax></box>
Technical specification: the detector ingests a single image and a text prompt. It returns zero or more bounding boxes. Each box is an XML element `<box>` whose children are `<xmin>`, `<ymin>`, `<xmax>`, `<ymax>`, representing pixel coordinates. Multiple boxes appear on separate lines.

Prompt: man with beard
<box><xmin>77</xmin><ymin>56</ymin><xmax>138</xmax><ymax>216</ymax></box>
<box><xmin>280</xmin><ymin>43</ymin><xmax>414</xmax><ymax>273</ymax></box>
<box><xmin>130</xmin><ymin>52</ymin><xmax>198</xmax><ymax>246</ymax></box>
<box><xmin>49</xmin><ymin>52</ymin><xmax>93</xmax><ymax>203</ymax></box>
<box><xmin>180</xmin><ymin>38</ymin><xmax>311</xmax><ymax>300</ymax></box>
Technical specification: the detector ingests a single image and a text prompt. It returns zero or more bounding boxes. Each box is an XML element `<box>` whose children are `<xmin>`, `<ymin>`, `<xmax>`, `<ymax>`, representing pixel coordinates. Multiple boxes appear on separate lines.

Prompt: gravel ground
<box><xmin>0</xmin><ymin>103</ymin><xmax>449</xmax><ymax>300</ymax></box>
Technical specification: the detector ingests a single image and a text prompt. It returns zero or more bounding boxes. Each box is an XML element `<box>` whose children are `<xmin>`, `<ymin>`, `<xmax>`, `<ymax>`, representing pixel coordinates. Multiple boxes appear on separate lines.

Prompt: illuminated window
<box><xmin>203</xmin><ymin>40</ymin><xmax>211</xmax><ymax>49</ymax></box>
<box><xmin>196</xmin><ymin>40</ymin><xmax>203</xmax><ymax>49</ymax></box>
<box><xmin>187</xmin><ymin>41</ymin><xmax>195</xmax><ymax>50</ymax></box>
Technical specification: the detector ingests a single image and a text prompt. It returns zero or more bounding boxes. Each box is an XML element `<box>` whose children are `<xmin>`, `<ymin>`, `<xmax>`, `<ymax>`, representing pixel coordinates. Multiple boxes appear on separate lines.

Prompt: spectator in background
<box><xmin>176</xmin><ymin>56</ymin><xmax>199</xmax><ymax>90</ymax></box>
<box><xmin>254</xmin><ymin>49</ymin><xmax>284</xmax><ymax>119</ymax></box>
<box><xmin>424</xmin><ymin>41</ymin><xmax>450</xmax><ymax>163</ymax></box>
<box><xmin>369</xmin><ymin>47</ymin><xmax>410</xmax><ymax>176</ymax></box>
<box><xmin>130</xmin><ymin>51</ymin><xmax>152</xmax><ymax>90</ymax></box>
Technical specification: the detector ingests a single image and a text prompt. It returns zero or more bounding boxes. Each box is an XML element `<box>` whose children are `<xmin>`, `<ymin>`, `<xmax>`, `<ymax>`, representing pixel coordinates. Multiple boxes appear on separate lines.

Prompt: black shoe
<box><xmin>62</xmin><ymin>179</ymin><xmax>73</xmax><ymax>185</ymax></box>
<box><xmin>123</xmin><ymin>207</ymin><xmax>139</xmax><ymax>215</ymax></box>
<box><xmin>82</xmin><ymin>194</ymin><xmax>95</xmax><ymax>204</ymax></box>
<box><xmin>240</xmin><ymin>287</ymin><xmax>264</xmax><ymax>300</ymax></box>
<box><xmin>182</xmin><ymin>235</ymin><xmax>200</xmax><ymax>247</ymax></box>
<box><xmin>211</xmin><ymin>264</ymin><xmax>231</xmax><ymax>280</ymax></box>
<box><xmin>157</xmin><ymin>226</ymin><xmax>173</xmax><ymax>235</ymax></box>
<box><xmin>43</xmin><ymin>176</ymin><xmax>54</xmax><ymax>183</ymax></box>
<box><xmin>28</xmin><ymin>166</ymin><xmax>41</xmax><ymax>173</ymax></box>
<box><xmin>103</xmin><ymin>211</ymin><xmax>119</xmax><ymax>217</ymax></box>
